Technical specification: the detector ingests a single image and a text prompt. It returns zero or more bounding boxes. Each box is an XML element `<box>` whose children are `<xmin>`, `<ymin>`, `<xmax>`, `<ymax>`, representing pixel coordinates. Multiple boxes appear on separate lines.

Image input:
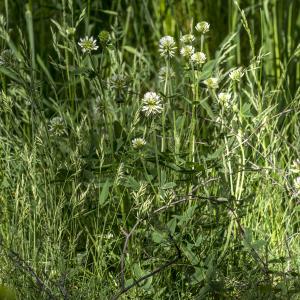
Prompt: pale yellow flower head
<box><xmin>204</xmin><ymin>77</ymin><xmax>219</xmax><ymax>89</ymax></box>
<box><xmin>229</xmin><ymin>67</ymin><xmax>244</xmax><ymax>81</ymax></box>
<box><xmin>195</xmin><ymin>21</ymin><xmax>210</xmax><ymax>34</ymax></box>
<box><xmin>180</xmin><ymin>45</ymin><xmax>195</xmax><ymax>58</ymax></box>
<box><xmin>218</xmin><ymin>92</ymin><xmax>232</xmax><ymax>107</ymax></box>
<box><xmin>180</xmin><ymin>34</ymin><xmax>195</xmax><ymax>44</ymax></box>
<box><xmin>132</xmin><ymin>138</ymin><xmax>147</xmax><ymax>149</ymax></box>
<box><xmin>191</xmin><ymin>52</ymin><xmax>206</xmax><ymax>65</ymax></box>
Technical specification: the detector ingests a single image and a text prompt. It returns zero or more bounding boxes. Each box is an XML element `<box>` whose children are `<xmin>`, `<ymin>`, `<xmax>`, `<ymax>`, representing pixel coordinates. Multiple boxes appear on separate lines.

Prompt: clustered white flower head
<box><xmin>204</xmin><ymin>77</ymin><xmax>219</xmax><ymax>89</ymax></box>
<box><xmin>159</xmin><ymin>36</ymin><xmax>177</xmax><ymax>58</ymax></box>
<box><xmin>132</xmin><ymin>138</ymin><xmax>147</xmax><ymax>149</ymax></box>
<box><xmin>78</xmin><ymin>36</ymin><xmax>99</xmax><ymax>53</ymax></box>
<box><xmin>158</xmin><ymin>66</ymin><xmax>175</xmax><ymax>81</ymax></box>
<box><xmin>180</xmin><ymin>34</ymin><xmax>195</xmax><ymax>44</ymax></box>
<box><xmin>49</xmin><ymin>116</ymin><xmax>66</xmax><ymax>136</ymax></box>
<box><xmin>180</xmin><ymin>45</ymin><xmax>195</xmax><ymax>58</ymax></box>
<box><xmin>191</xmin><ymin>51</ymin><xmax>206</xmax><ymax>65</ymax></box>
<box><xmin>141</xmin><ymin>92</ymin><xmax>163</xmax><ymax>117</ymax></box>
<box><xmin>195</xmin><ymin>21</ymin><xmax>210</xmax><ymax>34</ymax></box>
<box><xmin>218</xmin><ymin>92</ymin><xmax>232</xmax><ymax>107</ymax></box>
<box><xmin>66</xmin><ymin>27</ymin><xmax>76</xmax><ymax>36</ymax></box>
<box><xmin>291</xmin><ymin>159</ymin><xmax>300</xmax><ymax>173</ymax></box>
<box><xmin>294</xmin><ymin>177</ymin><xmax>300</xmax><ymax>190</ymax></box>
<box><xmin>229</xmin><ymin>67</ymin><xmax>244</xmax><ymax>81</ymax></box>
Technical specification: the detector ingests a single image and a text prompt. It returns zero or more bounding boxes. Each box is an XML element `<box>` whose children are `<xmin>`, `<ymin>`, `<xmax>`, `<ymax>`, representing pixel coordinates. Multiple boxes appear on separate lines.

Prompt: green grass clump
<box><xmin>0</xmin><ymin>0</ymin><xmax>300</xmax><ymax>299</ymax></box>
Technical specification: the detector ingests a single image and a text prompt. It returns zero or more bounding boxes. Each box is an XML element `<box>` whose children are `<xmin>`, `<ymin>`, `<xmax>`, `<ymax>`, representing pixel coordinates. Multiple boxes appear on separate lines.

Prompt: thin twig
<box><xmin>113</xmin><ymin>194</ymin><xmax>223</xmax><ymax>299</ymax></box>
<box><xmin>120</xmin><ymin>221</ymin><xmax>141</xmax><ymax>290</ymax></box>
<box><xmin>112</xmin><ymin>229</ymin><xmax>181</xmax><ymax>300</ymax></box>
<box><xmin>0</xmin><ymin>238</ymin><xmax>56</xmax><ymax>299</ymax></box>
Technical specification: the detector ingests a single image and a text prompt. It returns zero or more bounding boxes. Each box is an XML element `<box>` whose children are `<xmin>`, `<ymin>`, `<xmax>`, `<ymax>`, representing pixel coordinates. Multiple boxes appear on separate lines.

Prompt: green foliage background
<box><xmin>0</xmin><ymin>0</ymin><xmax>299</xmax><ymax>299</ymax></box>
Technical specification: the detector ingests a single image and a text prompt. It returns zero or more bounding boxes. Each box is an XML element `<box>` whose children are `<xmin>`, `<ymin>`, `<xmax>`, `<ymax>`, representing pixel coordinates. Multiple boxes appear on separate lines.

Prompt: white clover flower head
<box><xmin>104</xmin><ymin>233</ymin><xmax>114</xmax><ymax>239</ymax></box>
<box><xmin>49</xmin><ymin>116</ymin><xmax>66</xmax><ymax>136</ymax></box>
<box><xmin>98</xmin><ymin>30</ymin><xmax>111</xmax><ymax>47</ymax></box>
<box><xmin>66</xmin><ymin>27</ymin><xmax>76</xmax><ymax>36</ymax></box>
<box><xmin>110</xmin><ymin>74</ymin><xmax>128</xmax><ymax>91</ymax></box>
<box><xmin>232</xmin><ymin>104</ymin><xmax>239</xmax><ymax>113</ymax></box>
<box><xmin>180</xmin><ymin>45</ymin><xmax>195</xmax><ymax>58</ymax></box>
<box><xmin>78</xmin><ymin>36</ymin><xmax>99</xmax><ymax>53</ymax></box>
<box><xmin>158</xmin><ymin>66</ymin><xmax>175</xmax><ymax>81</ymax></box>
<box><xmin>204</xmin><ymin>77</ymin><xmax>219</xmax><ymax>89</ymax></box>
<box><xmin>215</xmin><ymin>116</ymin><xmax>221</xmax><ymax>123</ymax></box>
<box><xmin>191</xmin><ymin>51</ymin><xmax>206</xmax><ymax>65</ymax></box>
<box><xmin>180</xmin><ymin>34</ymin><xmax>195</xmax><ymax>44</ymax></box>
<box><xmin>218</xmin><ymin>92</ymin><xmax>232</xmax><ymax>107</ymax></box>
<box><xmin>132</xmin><ymin>138</ymin><xmax>147</xmax><ymax>149</ymax></box>
<box><xmin>141</xmin><ymin>92</ymin><xmax>163</xmax><ymax>117</ymax></box>
<box><xmin>195</xmin><ymin>21</ymin><xmax>210</xmax><ymax>34</ymax></box>
<box><xmin>0</xmin><ymin>49</ymin><xmax>17</xmax><ymax>67</ymax></box>
<box><xmin>159</xmin><ymin>36</ymin><xmax>177</xmax><ymax>58</ymax></box>
<box><xmin>291</xmin><ymin>159</ymin><xmax>300</xmax><ymax>173</ymax></box>
<box><xmin>229</xmin><ymin>67</ymin><xmax>244</xmax><ymax>81</ymax></box>
<box><xmin>294</xmin><ymin>176</ymin><xmax>300</xmax><ymax>190</ymax></box>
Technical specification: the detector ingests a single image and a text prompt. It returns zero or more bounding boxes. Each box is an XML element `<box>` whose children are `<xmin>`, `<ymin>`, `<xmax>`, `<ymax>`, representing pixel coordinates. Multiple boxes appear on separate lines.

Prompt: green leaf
<box><xmin>0</xmin><ymin>67</ymin><xmax>22</xmax><ymax>83</ymax></box>
<box><xmin>206</xmin><ymin>145</ymin><xmax>226</xmax><ymax>160</ymax></box>
<box><xmin>1</xmin><ymin>177</ymin><xmax>10</xmax><ymax>188</ymax></box>
<box><xmin>151</xmin><ymin>231</ymin><xmax>166</xmax><ymax>244</ymax></box>
<box><xmin>123</xmin><ymin>176</ymin><xmax>140</xmax><ymax>190</ymax></box>
<box><xmin>241</xmin><ymin>103</ymin><xmax>252</xmax><ymax>117</ymax></box>
<box><xmin>132</xmin><ymin>263</ymin><xmax>144</xmax><ymax>277</ymax></box>
<box><xmin>167</xmin><ymin>218</ymin><xmax>177</xmax><ymax>234</ymax></box>
<box><xmin>161</xmin><ymin>182</ymin><xmax>176</xmax><ymax>190</ymax></box>
<box><xmin>99</xmin><ymin>180</ymin><xmax>110</xmax><ymax>205</ymax></box>
<box><xmin>199</xmin><ymin>98</ymin><xmax>215</xmax><ymax>119</ymax></box>
<box><xmin>182</xmin><ymin>244</ymin><xmax>199</xmax><ymax>265</ymax></box>
<box><xmin>192</xmin><ymin>267</ymin><xmax>205</xmax><ymax>284</ymax></box>
<box><xmin>99</xmin><ymin>9</ymin><xmax>118</xmax><ymax>16</ymax></box>
<box><xmin>197</xmin><ymin>59</ymin><xmax>216</xmax><ymax>80</ymax></box>
<box><xmin>252</xmin><ymin>239</ymin><xmax>267</xmax><ymax>251</ymax></box>
<box><xmin>37</xmin><ymin>55</ymin><xmax>55</xmax><ymax>87</ymax></box>
<box><xmin>243</xmin><ymin>228</ymin><xmax>253</xmax><ymax>244</ymax></box>
<box><xmin>178</xmin><ymin>205</ymin><xmax>197</xmax><ymax>226</ymax></box>
<box><xmin>123</xmin><ymin>45</ymin><xmax>148</xmax><ymax>63</ymax></box>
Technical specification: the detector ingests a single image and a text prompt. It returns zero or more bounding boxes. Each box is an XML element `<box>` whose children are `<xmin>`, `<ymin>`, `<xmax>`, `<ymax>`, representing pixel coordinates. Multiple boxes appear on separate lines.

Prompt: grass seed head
<box><xmin>229</xmin><ymin>67</ymin><xmax>244</xmax><ymax>81</ymax></box>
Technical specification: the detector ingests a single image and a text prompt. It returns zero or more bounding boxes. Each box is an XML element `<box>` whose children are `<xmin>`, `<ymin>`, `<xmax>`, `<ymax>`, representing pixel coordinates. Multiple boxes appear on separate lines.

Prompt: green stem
<box><xmin>161</xmin><ymin>59</ymin><xmax>170</xmax><ymax>152</ymax></box>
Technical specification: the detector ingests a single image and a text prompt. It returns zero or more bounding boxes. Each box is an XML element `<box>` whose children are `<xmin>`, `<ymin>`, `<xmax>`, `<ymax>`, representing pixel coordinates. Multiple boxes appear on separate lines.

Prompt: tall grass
<box><xmin>0</xmin><ymin>0</ymin><xmax>299</xmax><ymax>299</ymax></box>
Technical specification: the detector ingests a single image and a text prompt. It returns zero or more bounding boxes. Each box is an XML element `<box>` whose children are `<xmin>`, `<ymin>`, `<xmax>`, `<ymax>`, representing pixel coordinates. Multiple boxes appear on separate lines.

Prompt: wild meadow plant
<box><xmin>0</xmin><ymin>0</ymin><xmax>300</xmax><ymax>299</ymax></box>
